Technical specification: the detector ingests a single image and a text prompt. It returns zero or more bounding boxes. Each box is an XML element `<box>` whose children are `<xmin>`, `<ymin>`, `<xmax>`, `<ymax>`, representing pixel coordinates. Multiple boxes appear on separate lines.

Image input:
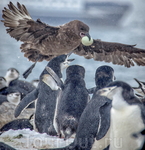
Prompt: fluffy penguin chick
<box><xmin>4</xmin><ymin>68</ymin><xmax>35</xmax><ymax>100</ymax></box>
<box><xmin>0</xmin><ymin>91</ymin><xmax>33</xmax><ymax>129</ymax></box>
<box><xmin>98</xmin><ymin>81</ymin><xmax>145</xmax><ymax>150</ymax></box>
<box><xmin>6</xmin><ymin>92</ymin><xmax>21</xmax><ymax>105</ymax></box>
<box><xmin>5</xmin><ymin>68</ymin><xmax>19</xmax><ymax>86</ymax></box>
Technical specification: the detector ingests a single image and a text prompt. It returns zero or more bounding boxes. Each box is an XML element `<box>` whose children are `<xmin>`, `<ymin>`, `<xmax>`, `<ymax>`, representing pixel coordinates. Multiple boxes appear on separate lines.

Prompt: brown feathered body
<box><xmin>2</xmin><ymin>2</ymin><xmax>89</xmax><ymax>62</ymax></box>
<box><xmin>2</xmin><ymin>2</ymin><xmax>145</xmax><ymax>67</ymax></box>
<box><xmin>20</xmin><ymin>21</ymin><xmax>82</xmax><ymax>61</ymax></box>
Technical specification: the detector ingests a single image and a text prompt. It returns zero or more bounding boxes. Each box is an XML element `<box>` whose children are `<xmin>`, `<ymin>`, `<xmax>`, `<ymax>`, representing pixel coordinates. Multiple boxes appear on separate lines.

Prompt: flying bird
<box><xmin>2</xmin><ymin>2</ymin><xmax>145</xmax><ymax>67</ymax></box>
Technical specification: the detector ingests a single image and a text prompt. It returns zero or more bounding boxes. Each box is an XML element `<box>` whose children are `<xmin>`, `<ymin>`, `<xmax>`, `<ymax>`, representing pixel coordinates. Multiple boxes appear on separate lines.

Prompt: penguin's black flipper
<box><xmin>96</xmin><ymin>99</ymin><xmax>111</xmax><ymax>140</ymax></box>
<box><xmin>45</xmin><ymin>66</ymin><xmax>64</xmax><ymax>89</ymax></box>
<box><xmin>23</xmin><ymin>62</ymin><xmax>37</xmax><ymax>79</ymax></box>
<box><xmin>0</xmin><ymin>142</ymin><xmax>16</xmax><ymax>150</ymax></box>
<box><xmin>15</xmin><ymin>89</ymin><xmax>38</xmax><ymax>117</ymax></box>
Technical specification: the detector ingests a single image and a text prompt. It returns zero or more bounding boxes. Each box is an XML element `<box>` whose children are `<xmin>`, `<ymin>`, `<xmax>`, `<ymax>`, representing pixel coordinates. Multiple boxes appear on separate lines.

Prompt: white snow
<box><xmin>0</xmin><ymin>129</ymin><xmax>74</xmax><ymax>150</ymax></box>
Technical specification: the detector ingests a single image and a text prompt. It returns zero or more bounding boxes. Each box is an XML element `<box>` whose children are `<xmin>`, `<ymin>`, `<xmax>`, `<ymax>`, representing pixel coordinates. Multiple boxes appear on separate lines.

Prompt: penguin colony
<box><xmin>1</xmin><ymin>63</ymin><xmax>145</xmax><ymax>150</ymax></box>
<box><xmin>1</xmin><ymin>2</ymin><xmax>145</xmax><ymax>150</ymax></box>
<box><xmin>0</xmin><ymin>69</ymin><xmax>35</xmax><ymax>130</ymax></box>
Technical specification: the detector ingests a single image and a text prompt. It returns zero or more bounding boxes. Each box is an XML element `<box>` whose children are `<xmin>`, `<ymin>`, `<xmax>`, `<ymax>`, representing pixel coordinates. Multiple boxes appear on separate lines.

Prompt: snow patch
<box><xmin>0</xmin><ymin>129</ymin><xmax>74</xmax><ymax>150</ymax></box>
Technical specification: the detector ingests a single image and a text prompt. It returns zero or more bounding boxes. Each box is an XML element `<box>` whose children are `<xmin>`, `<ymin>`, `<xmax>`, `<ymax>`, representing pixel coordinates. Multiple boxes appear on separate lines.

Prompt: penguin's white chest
<box><xmin>110</xmin><ymin>105</ymin><xmax>145</xmax><ymax>150</ymax></box>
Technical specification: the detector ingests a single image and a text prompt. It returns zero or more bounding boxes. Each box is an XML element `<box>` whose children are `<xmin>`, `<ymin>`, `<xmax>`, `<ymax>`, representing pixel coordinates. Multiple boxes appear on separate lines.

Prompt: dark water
<box><xmin>0</xmin><ymin>0</ymin><xmax>145</xmax><ymax>89</ymax></box>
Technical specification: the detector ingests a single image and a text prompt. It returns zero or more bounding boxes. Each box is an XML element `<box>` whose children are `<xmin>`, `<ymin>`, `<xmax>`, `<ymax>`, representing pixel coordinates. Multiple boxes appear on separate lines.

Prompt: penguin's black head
<box><xmin>66</xmin><ymin>65</ymin><xmax>85</xmax><ymax>79</ymax></box>
<box><xmin>48</xmin><ymin>54</ymin><xmax>74</xmax><ymax>69</ymax></box>
<box><xmin>42</xmin><ymin>54</ymin><xmax>74</xmax><ymax>78</ymax></box>
<box><xmin>97</xmin><ymin>81</ymin><xmax>135</xmax><ymax>101</ymax></box>
<box><xmin>95</xmin><ymin>65</ymin><xmax>115</xmax><ymax>88</ymax></box>
<box><xmin>51</xmin><ymin>54</ymin><xmax>68</xmax><ymax>63</ymax></box>
<box><xmin>110</xmin><ymin>81</ymin><xmax>135</xmax><ymax>99</ymax></box>
<box><xmin>47</xmin><ymin>55</ymin><xmax>74</xmax><ymax>78</ymax></box>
